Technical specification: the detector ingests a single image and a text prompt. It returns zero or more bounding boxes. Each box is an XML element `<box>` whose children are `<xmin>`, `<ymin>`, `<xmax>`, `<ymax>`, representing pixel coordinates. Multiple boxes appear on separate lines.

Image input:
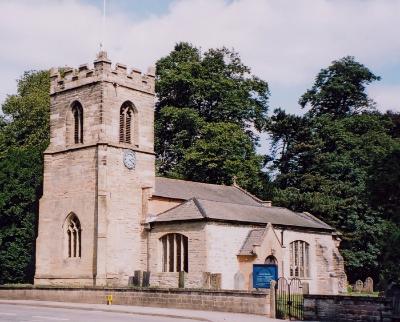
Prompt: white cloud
<box><xmin>369</xmin><ymin>84</ymin><xmax>400</xmax><ymax>112</ymax></box>
<box><xmin>0</xmin><ymin>0</ymin><xmax>399</xmax><ymax>112</ymax></box>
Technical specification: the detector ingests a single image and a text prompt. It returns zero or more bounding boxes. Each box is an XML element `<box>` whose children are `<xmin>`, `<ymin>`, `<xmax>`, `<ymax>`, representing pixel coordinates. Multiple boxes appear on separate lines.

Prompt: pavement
<box><xmin>0</xmin><ymin>300</ymin><xmax>282</xmax><ymax>322</ymax></box>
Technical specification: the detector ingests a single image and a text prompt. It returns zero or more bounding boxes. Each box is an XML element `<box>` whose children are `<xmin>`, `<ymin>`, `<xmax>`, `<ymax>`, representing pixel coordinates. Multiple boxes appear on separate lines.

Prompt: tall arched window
<box><xmin>119</xmin><ymin>102</ymin><xmax>137</xmax><ymax>144</ymax></box>
<box><xmin>71</xmin><ymin>101</ymin><xmax>83</xmax><ymax>144</ymax></box>
<box><xmin>160</xmin><ymin>233</ymin><xmax>188</xmax><ymax>273</ymax></box>
<box><xmin>65</xmin><ymin>213</ymin><xmax>82</xmax><ymax>258</ymax></box>
<box><xmin>289</xmin><ymin>240</ymin><xmax>310</xmax><ymax>278</ymax></box>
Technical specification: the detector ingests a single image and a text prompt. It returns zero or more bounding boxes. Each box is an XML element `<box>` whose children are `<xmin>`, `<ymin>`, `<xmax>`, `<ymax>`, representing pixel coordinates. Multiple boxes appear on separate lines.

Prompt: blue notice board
<box><xmin>253</xmin><ymin>264</ymin><xmax>278</xmax><ymax>289</ymax></box>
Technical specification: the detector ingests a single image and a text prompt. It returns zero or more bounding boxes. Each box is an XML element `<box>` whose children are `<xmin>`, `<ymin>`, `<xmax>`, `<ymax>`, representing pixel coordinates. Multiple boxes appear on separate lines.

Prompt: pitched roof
<box><xmin>238</xmin><ymin>228</ymin><xmax>265</xmax><ymax>255</ymax></box>
<box><xmin>154</xmin><ymin>177</ymin><xmax>261</xmax><ymax>206</ymax></box>
<box><xmin>150</xmin><ymin>197</ymin><xmax>334</xmax><ymax>231</ymax></box>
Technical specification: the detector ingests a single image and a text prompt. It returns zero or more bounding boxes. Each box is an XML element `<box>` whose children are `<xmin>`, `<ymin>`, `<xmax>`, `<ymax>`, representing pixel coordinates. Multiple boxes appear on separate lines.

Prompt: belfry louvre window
<box><xmin>289</xmin><ymin>240</ymin><xmax>310</xmax><ymax>278</ymax></box>
<box><xmin>71</xmin><ymin>101</ymin><xmax>83</xmax><ymax>144</ymax></box>
<box><xmin>119</xmin><ymin>102</ymin><xmax>136</xmax><ymax>144</ymax></box>
<box><xmin>160</xmin><ymin>234</ymin><xmax>188</xmax><ymax>273</ymax></box>
<box><xmin>66</xmin><ymin>214</ymin><xmax>82</xmax><ymax>258</ymax></box>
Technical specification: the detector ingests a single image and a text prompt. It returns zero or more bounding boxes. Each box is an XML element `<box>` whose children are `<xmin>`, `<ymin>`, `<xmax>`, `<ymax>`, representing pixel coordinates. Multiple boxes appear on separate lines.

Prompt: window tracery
<box><xmin>289</xmin><ymin>240</ymin><xmax>309</xmax><ymax>278</ymax></box>
<box><xmin>66</xmin><ymin>213</ymin><xmax>81</xmax><ymax>258</ymax></box>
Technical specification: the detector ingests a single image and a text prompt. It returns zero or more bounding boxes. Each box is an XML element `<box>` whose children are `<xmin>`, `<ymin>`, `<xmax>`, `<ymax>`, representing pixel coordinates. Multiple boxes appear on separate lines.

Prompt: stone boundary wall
<box><xmin>0</xmin><ymin>286</ymin><xmax>270</xmax><ymax>315</ymax></box>
<box><xmin>304</xmin><ymin>294</ymin><xmax>392</xmax><ymax>322</ymax></box>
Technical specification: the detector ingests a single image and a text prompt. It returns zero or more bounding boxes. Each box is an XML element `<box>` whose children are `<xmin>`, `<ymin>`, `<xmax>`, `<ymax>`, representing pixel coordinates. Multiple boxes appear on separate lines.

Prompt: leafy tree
<box><xmin>156</xmin><ymin>43</ymin><xmax>269</xmax><ymax>133</ymax></box>
<box><xmin>0</xmin><ymin>147</ymin><xmax>43</xmax><ymax>284</ymax></box>
<box><xmin>268</xmin><ymin>108</ymin><xmax>312</xmax><ymax>183</ymax></box>
<box><xmin>385</xmin><ymin>111</ymin><xmax>400</xmax><ymax>138</ymax></box>
<box><xmin>0</xmin><ymin>70</ymin><xmax>50</xmax><ymax>284</ymax></box>
<box><xmin>155</xmin><ymin>107</ymin><xmax>205</xmax><ymax>175</ymax></box>
<box><xmin>0</xmin><ymin>71</ymin><xmax>50</xmax><ymax>152</ymax></box>
<box><xmin>299</xmin><ymin>56</ymin><xmax>380</xmax><ymax>117</ymax></box>
<box><xmin>155</xmin><ymin>43</ymin><xmax>271</xmax><ymax>196</ymax></box>
<box><xmin>178</xmin><ymin>122</ymin><xmax>268</xmax><ymax>195</ymax></box>
<box><xmin>368</xmin><ymin>148</ymin><xmax>400</xmax><ymax>224</ymax></box>
<box><xmin>269</xmin><ymin>57</ymin><xmax>400</xmax><ymax>284</ymax></box>
<box><xmin>377</xmin><ymin>222</ymin><xmax>400</xmax><ymax>285</ymax></box>
<box><xmin>271</xmin><ymin>112</ymin><xmax>399</xmax><ymax>283</ymax></box>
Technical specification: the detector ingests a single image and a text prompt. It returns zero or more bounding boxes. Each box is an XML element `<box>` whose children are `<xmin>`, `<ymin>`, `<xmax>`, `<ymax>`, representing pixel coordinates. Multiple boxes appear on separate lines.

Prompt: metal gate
<box><xmin>276</xmin><ymin>277</ymin><xmax>304</xmax><ymax>320</ymax></box>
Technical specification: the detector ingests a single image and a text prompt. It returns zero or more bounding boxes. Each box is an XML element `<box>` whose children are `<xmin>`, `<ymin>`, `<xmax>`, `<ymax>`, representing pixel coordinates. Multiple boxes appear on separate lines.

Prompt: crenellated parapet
<box><xmin>50</xmin><ymin>51</ymin><xmax>155</xmax><ymax>95</ymax></box>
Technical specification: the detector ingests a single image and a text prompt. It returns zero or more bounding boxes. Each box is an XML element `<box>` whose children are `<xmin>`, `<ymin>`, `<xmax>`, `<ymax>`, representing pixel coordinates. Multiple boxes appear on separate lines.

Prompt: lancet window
<box><xmin>66</xmin><ymin>214</ymin><xmax>82</xmax><ymax>258</ymax></box>
<box><xmin>119</xmin><ymin>102</ymin><xmax>136</xmax><ymax>144</ymax></box>
<box><xmin>71</xmin><ymin>101</ymin><xmax>83</xmax><ymax>144</ymax></box>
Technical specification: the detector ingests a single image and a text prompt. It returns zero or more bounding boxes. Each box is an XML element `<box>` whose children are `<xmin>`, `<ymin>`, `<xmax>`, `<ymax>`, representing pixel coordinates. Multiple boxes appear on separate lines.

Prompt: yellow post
<box><xmin>106</xmin><ymin>295</ymin><xmax>113</xmax><ymax>305</ymax></box>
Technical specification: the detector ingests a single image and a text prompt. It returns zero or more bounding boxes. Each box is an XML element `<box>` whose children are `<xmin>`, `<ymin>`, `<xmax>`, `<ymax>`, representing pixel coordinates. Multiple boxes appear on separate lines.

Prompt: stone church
<box><xmin>34</xmin><ymin>52</ymin><xmax>346</xmax><ymax>294</ymax></box>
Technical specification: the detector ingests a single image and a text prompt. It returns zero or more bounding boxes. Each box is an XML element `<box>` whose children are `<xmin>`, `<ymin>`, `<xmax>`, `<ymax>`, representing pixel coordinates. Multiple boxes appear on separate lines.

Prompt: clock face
<box><xmin>123</xmin><ymin>149</ymin><xmax>136</xmax><ymax>170</ymax></box>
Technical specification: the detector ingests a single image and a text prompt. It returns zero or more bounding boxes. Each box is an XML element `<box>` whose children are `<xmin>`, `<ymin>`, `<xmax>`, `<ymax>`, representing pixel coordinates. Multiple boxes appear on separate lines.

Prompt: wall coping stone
<box><xmin>0</xmin><ymin>285</ymin><xmax>268</xmax><ymax>297</ymax></box>
<box><xmin>305</xmin><ymin>294</ymin><xmax>389</xmax><ymax>303</ymax></box>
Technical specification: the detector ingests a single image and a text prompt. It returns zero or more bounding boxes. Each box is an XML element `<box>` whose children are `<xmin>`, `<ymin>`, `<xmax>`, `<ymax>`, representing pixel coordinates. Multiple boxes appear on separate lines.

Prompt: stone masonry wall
<box><xmin>35</xmin><ymin>147</ymin><xmax>97</xmax><ymax>285</ymax></box>
<box><xmin>0</xmin><ymin>287</ymin><xmax>270</xmax><ymax>315</ymax></box>
<box><xmin>304</xmin><ymin>294</ymin><xmax>392</xmax><ymax>322</ymax></box>
<box><xmin>148</xmin><ymin>222</ymin><xmax>207</xmax><ymax>288</ymax></box>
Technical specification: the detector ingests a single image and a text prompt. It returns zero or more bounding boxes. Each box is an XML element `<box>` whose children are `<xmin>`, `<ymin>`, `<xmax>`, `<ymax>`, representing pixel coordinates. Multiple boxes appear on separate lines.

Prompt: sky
<box><xmin>0</xmin><ymin>0</ymin><xmax>399</xmax><ymax>123</ymax></box>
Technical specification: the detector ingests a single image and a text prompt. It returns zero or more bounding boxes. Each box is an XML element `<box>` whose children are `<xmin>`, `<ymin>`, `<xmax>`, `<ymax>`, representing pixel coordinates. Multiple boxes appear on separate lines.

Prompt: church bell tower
<box><xmin>35</xmin><ymin>52</ymin><xmax>155</xmax><ymax>286</ymax></box>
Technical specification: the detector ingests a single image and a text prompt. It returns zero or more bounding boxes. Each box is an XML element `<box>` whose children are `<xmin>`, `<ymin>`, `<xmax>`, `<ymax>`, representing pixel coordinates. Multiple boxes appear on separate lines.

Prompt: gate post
<box><xmin>270</xmin><ymin>280</ymin><xmax>277</xmax><ymax>318</ymax></box>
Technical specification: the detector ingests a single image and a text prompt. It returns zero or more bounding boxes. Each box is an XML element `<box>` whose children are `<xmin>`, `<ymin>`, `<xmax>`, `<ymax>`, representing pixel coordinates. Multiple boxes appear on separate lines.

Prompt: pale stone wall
<box><xmin>232</xmin><ymin>225</ymin><xmax>345</xmax><ymax>294</ymax></box>
<box><xmin>278</xmin><ymin>228</ymin><xmax>343</xmax><ymax>294</ymax></box>
<box><xmin>205</xmin><ymin>223</ymin><xmax>253</xmax><ymax>290</ymax></box>
<box><xmin>148</xmin><ymin>222</ymin><xmax>207</xmax><ymax>288</ymax></box>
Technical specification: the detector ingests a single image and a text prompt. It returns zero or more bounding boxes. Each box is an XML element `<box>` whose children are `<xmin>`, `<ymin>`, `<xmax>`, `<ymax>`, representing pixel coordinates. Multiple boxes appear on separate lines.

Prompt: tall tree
<box><xmin>268</xmin><ymin>108</ymin><xmax>312</xmax><ymax>184</ymax></box>
<box><xmin>155</xmin><ymin>107</ymin><xmax>204</xmax><ymax>175</ymax></box>
<box><xmin>0</xmin><ymin>70</ymin><xmax>50</xmax><ymax>284</ymax></box>
<box><xmin>299</xmin><ymin>56</ymin><xmax>380</xmax><ymax>118</ymax></box>
<box><xmin>179</xmin><ymin>122</ymin><xmax>268</xmax><ymax>195</ymax></box>
<box><xmin>0</xmin><ymin>147</ymin><xmax>43</xmax><ymax>283</ymax></box>
<box><xmin>156</xmin><ymin>42</ymin><xmax>269</xmax><ymax>133</ymax></box>
<box><xmin>269</xmin><ymin>57</ymin><xmax>400</xmax><ymax>284</ymax></box>
<box><xmin>0</xmin><ymin>71</ymin><xmax>50</xmax><ymax>152</ymax></box>
<box><xmin>155</xmin><ymin>43</ymin><xmax>271</xmax><ymax>196</ymax></box>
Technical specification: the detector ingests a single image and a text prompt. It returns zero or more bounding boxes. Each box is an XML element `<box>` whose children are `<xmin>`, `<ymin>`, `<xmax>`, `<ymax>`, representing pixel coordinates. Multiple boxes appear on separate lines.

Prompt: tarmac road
<box><xmin>0</xmin><ymin>304</ymin><xmax>200</xmax><ymax>322</ymax></box>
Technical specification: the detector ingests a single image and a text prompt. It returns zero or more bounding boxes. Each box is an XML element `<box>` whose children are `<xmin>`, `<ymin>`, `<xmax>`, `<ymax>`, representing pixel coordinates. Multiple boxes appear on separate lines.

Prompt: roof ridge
<box><xmin>238</xmin><ymin>229</ymin><xmax>257</xmax><ymax>255</ymax></box>
<box><xmin>301</xmin><ymin>211</ymin><xmax>333</xmax><ymax>229</ymax></box>
<box><xmin>232</xmin><ymin>184</ymin><xmax>264</xmax><ymax>204</ymax></box>
<box><xmin>195</xmin><ymin>198</ymin><xmax>267</xmax><ymax>208</ymax></box>
<box><xmin>157</xmin><ymin>176</ymin><xmax>230</xmax><ymax>189</ymax></box>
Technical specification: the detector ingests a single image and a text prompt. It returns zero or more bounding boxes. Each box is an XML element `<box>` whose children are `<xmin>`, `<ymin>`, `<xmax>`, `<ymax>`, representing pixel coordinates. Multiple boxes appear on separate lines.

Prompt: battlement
<box><xmin>50</xmin><ymin>51</ymin><xmax>155</xmax><ymax>95</ymax></box>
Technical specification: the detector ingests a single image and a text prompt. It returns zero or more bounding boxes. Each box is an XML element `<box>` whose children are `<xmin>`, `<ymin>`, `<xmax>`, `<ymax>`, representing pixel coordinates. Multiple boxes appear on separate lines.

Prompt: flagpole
<box><xmin>100</xmin><ymin>0</ymin><xmax>106</xmax><ymax>51</ymax></box>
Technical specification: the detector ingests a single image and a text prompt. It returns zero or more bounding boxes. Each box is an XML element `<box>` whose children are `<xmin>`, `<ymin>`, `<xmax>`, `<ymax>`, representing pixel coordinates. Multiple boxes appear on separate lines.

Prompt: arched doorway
<box><xmin>265</xmin><ymin>255</ymin><xmax>278</xmax><ymax>265</ymax></box>
<box><xmin>265</xmin><ymin>255</ymin><xmax>278</xmax><ymax>281</ymax></box>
